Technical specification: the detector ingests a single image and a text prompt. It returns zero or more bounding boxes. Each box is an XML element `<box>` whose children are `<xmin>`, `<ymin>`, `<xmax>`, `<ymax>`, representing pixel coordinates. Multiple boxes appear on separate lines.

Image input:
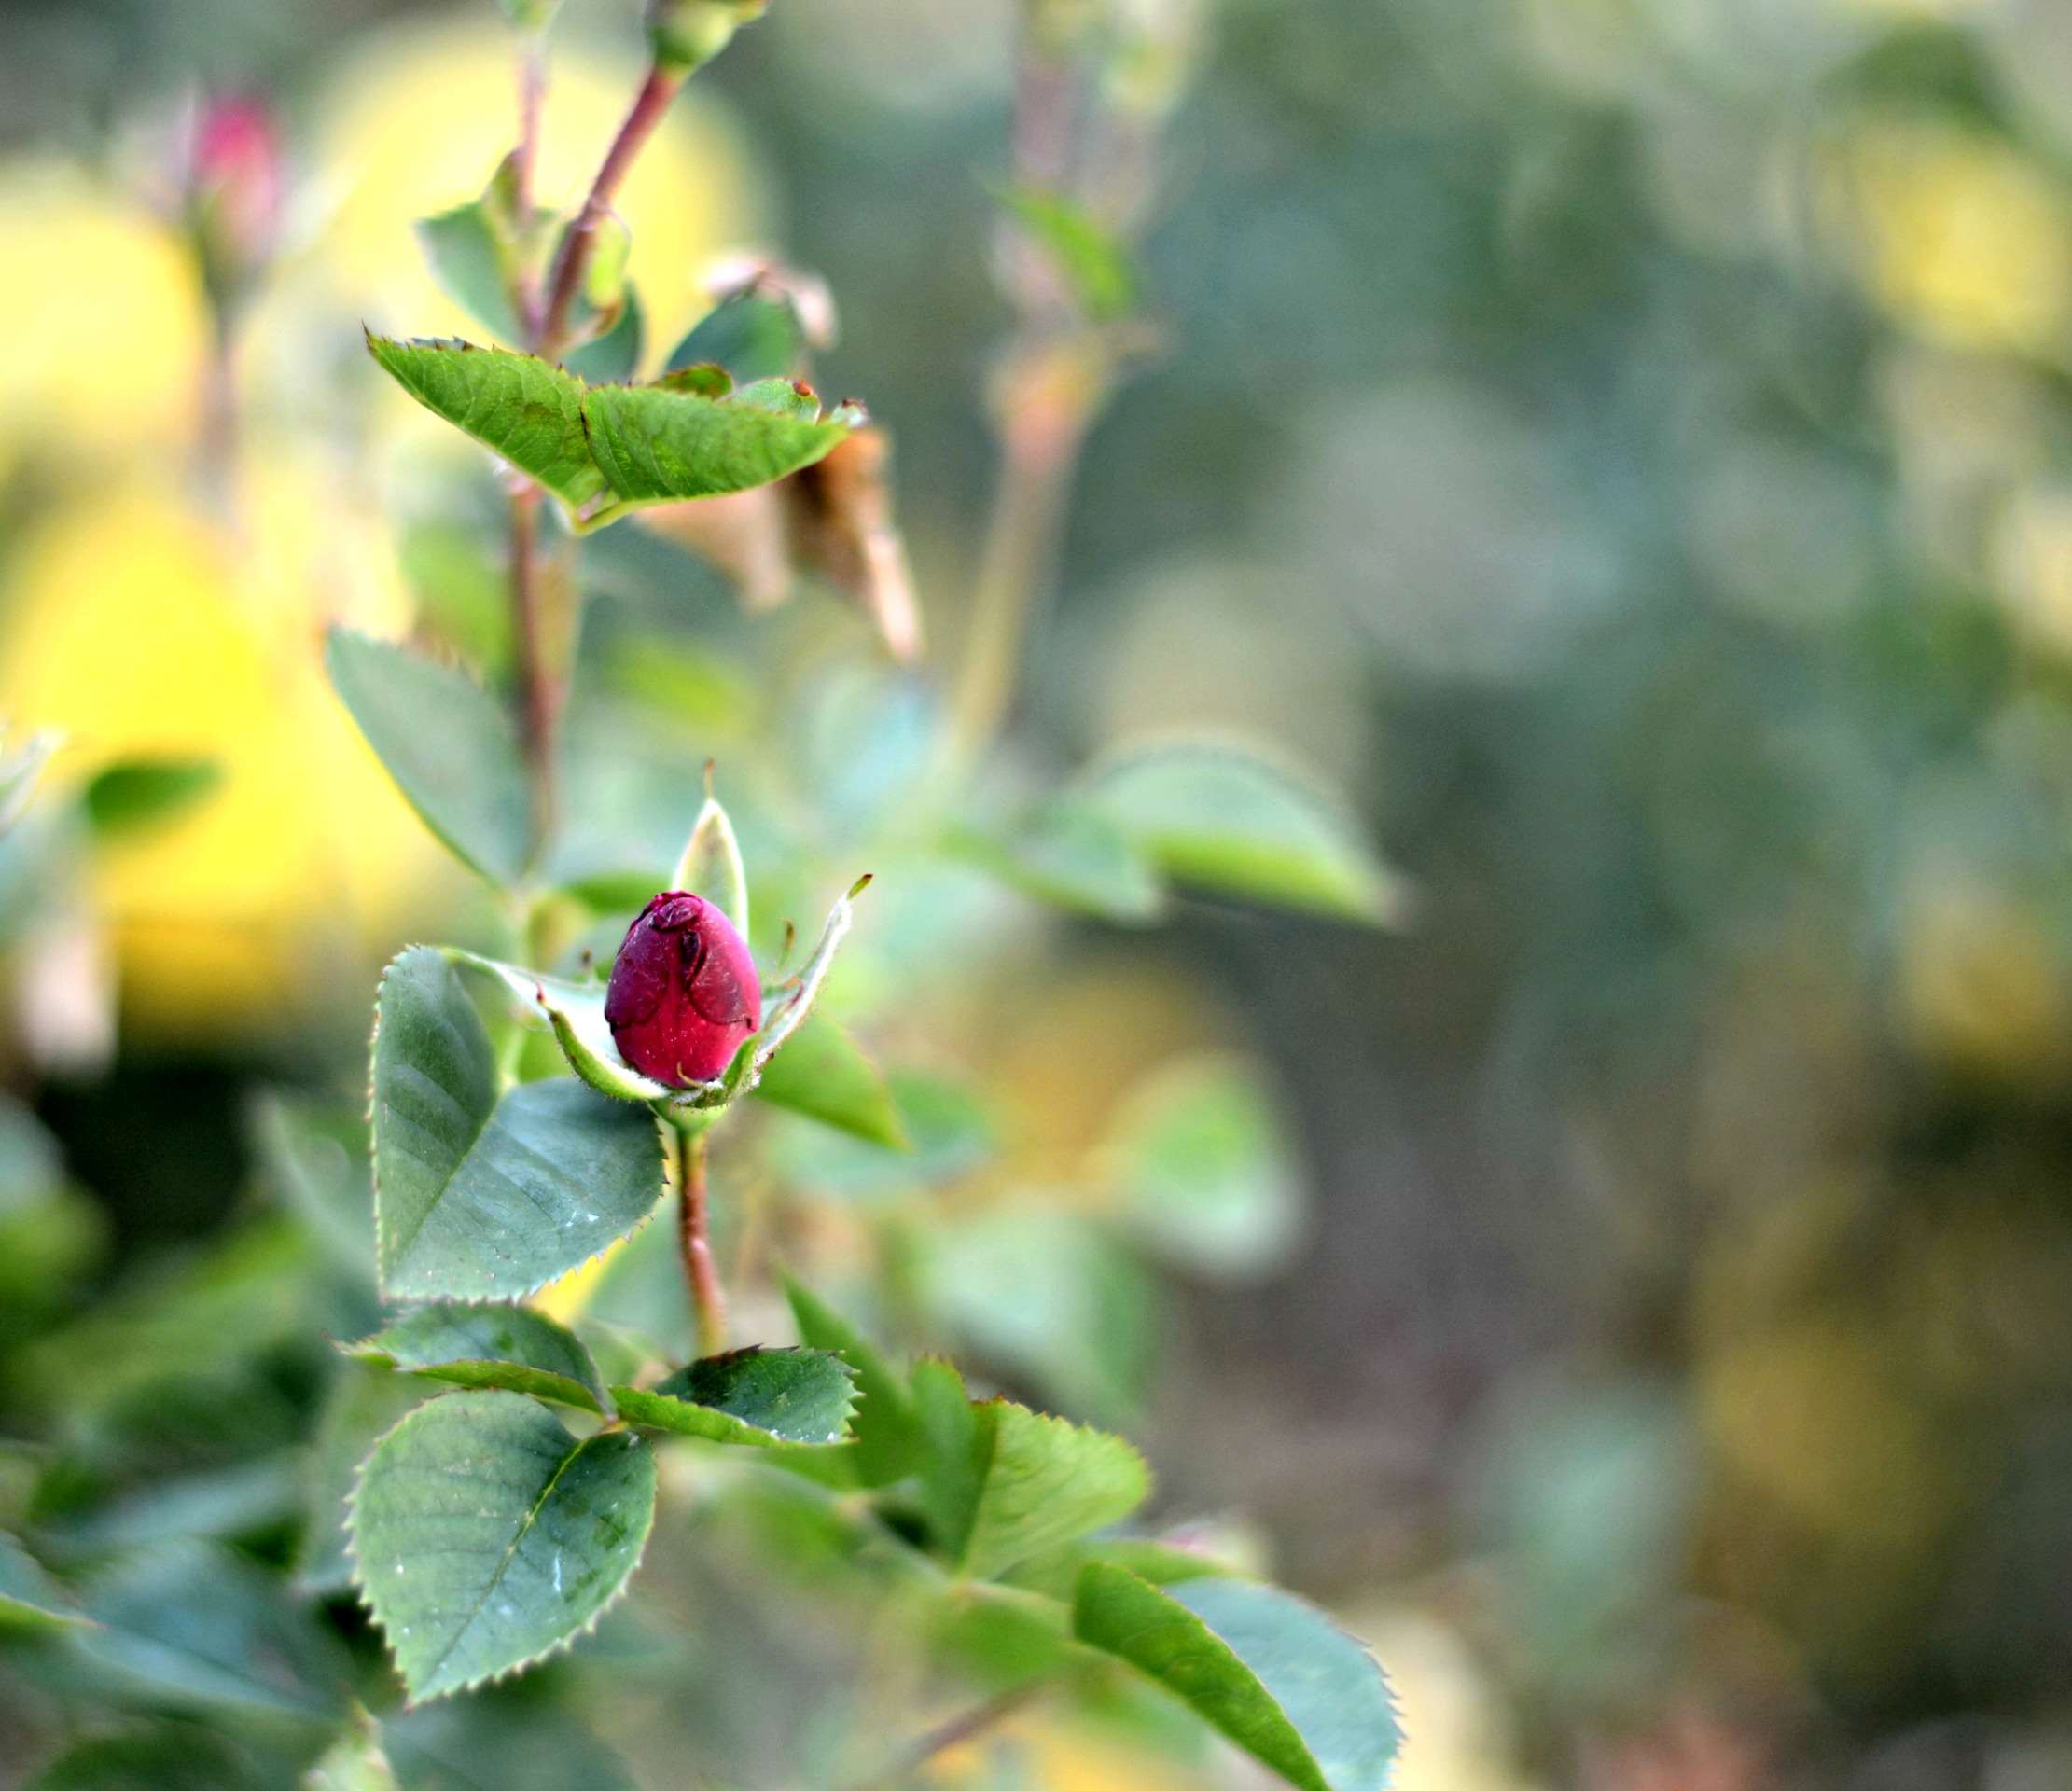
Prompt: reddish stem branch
<box><xmin>536</xmin><ymin>64</ymin><xmax>683</xmax><ymax>358</ymax></box>
<box><xmin>676</xmin><ymin>1125</ymin><xmax>727</xmax><ymax>1356</ymax></box>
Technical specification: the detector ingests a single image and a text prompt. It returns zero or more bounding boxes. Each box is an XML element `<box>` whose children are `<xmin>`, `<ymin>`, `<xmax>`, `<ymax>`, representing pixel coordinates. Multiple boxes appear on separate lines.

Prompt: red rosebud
<box><xmin>604</xmin><ymin>892</ymin><xmax>761</xmax><ymax>1086</ymax></box>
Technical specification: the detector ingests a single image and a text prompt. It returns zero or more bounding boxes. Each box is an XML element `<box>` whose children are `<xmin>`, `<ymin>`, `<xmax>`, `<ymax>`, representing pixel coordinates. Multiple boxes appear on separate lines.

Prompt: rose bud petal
<box><xmin>604</xmin><ymin>892</ymin><xmax>762</xmax><ymax>1086</ymax></box>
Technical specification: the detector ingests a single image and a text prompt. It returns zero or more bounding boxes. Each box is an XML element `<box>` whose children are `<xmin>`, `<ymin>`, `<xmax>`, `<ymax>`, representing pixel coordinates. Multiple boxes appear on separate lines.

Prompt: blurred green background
<box><xmin>6</xmin><ymin>0</ymin><xmax>2072</xmax><ymax>1786</ymax></box>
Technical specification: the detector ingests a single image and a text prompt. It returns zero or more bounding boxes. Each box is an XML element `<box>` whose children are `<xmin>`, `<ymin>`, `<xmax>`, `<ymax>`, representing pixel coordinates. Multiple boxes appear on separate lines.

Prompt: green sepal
<box><xmin>671</xmin><ymin>791</ymin><xmax>749</xmax><ymax>938</ymax></box>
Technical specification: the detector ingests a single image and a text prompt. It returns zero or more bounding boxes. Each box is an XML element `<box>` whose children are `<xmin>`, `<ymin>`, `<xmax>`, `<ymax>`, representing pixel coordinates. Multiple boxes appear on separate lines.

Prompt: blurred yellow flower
<box><xmin>0</xmin><ymin>477</ymin><xmax>437</xmax><ymax>1036</ymax></box>
<box><xmin>0</xmin><ymin>161</ymin><xmax>206</xmax><ymax>473</ymax></box>
<box><xmin>1990</xmin><ymin>479</ymin><xmax>2072</xmax><ymax>657</ymax></box>
<box><xmin>1898</xmin><ymin>875</ymin><xmax>2070</xmax><ymax>1080</ymax></box>
<box><xmin>1820</xmin><ymin>119</ymin><xmax>2072</xmax><ymax>358</ymax></box>
<box><xmin>1700</xmin><ymin>1315</ymin><xmax>1954</xmax><ymax>1545</ymax></box>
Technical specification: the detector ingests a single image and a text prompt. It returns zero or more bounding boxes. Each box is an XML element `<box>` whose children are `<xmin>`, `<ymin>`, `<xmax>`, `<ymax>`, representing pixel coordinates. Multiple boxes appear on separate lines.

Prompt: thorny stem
<box><xmin>537</xmin><ymin>63</ymin><xmax>684</xmax><ymax>360</ymax></box>
<box><xmin>675</xmin><ymin>1124</ymin><xmax>728</xmax><ymax>1356</ymax></box>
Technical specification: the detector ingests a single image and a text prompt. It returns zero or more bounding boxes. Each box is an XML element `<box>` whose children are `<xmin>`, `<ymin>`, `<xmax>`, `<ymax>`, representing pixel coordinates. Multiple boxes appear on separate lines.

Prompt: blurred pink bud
<box><xmin>186</xmin><ymin>95</ymin><xmax>283</xmax><ymax>297</ymax></box>
<box><xmin>604</xmin><ymin>893</ymin><xmax>762</xmax><ymax>1086</ymax></box>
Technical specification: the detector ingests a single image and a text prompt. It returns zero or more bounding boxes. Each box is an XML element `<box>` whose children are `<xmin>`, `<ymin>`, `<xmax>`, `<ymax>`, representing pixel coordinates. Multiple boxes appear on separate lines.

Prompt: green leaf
<box><xmin>17</xmin><ymin>1218</ymin><xmax>326</xmax><ymax>1420</ymax></box>
<box><xmin>1104</xmin><ymin>1056</ymin><xmax>1301</xmax><ymax>1276</ymax></box>
<box><xmin>999</xmin><ymin>185</ymin><xmax>1139</xmax><ymax>321</ymax></box>
<box><xmin>918</xmin><ymin>1209</ymin><xmax>1157</xmax><ymax>1423</ymax></box>
<box><xmin>326</xmin><ymin>630</ymin><xmax>533</xmax><ymax>884</ymax></box>
<box><xmin>671</xmin><ymin>792</ymin><xmax>749</xmax><ymax>939</ymax></box>
<box><xmin>653</xmin><ymin>361</ymin><xmax>731</xmax><ymax>396</ymax></box>
<box><xmin>1079</xmin><ymin>741</ymin><xmax>1407</xmax><ymax>924</ymax></box>
<box><xmin>0</xmin><ymin>1095</ymin><xmax>103</xmax><ymax>1329</ymax></box>
<box><xmin>22</xmin><ymin>1728</ymin><xmax>270</xmax><ymax>1791</ymax></box>
<box><xmin>371</xmin><ymin>948</ymin><xmax>665</xmax><ymax>1299</ymax></box>
<box><xmin>81</xmin><ymin>757</ymin><xmax>222</xmax><ymax>839</ymax></box>
<box><xmin>784</xmin><ymin>1280</ymin><xmax>925</xmax><ymax>1485</ymax></box>
<box><xmin>350</xmin><ymin>1391</ymin><xmax>657</xmax><ymax>1702</ymax></box>
<box><xmin>0</xmin><ymin>1530</ymin><xmax>85</xmax><ymax>1630</ymax></box>
<box><xmin>346</xmin><ymin>1304</ymin><xmax>607</xmax><ymax>1413</ymax></box>
<box><xmin>611</xmin><ymin>1346</ymin><xmax>857</xmax><ymax>1448</ymax></box>
<box><xmin>75</xmin><ymin>1540</ymin><xmax>350</xmax><ymax>1720</ymax></box>
<box><xmin>367</xmin><ymin>334</ymin><xmax>853</xmax><ymax>528</ymax></box>
<box><xmin>910</xmin><ymin>1361</ymin><xmax>1150</xmax><ymax>1579</ymax></box>
<box><xmin>750</xmin><ymin>1012</ymin><xmax>906</xmax><ymax>1148</ymax></box>
<box><xmin>400</xmin><ymin>519</ymin><xmax>511</xmax><ymax>679</ymax></box>
<box><xmin>564</xmin><ymin>286</ymin><xmax>644</xmax><ymax>385</ymax></box>
<box><xmin>1072</xmin><ymin>1566</ymin><xmax>1401</xmax><ymax>1791</ymax></box>
<box><xmin>580</xmin><ymin>379</ymin><xmax>847</xmax><ymax>507</ymax></box>
<box><xmin>300</xmin><ymin>1364</ymin><xmax>429</xmax><ymax>1594</ymax></box>
<box><xmin>385</xmin><ymin>1691</ymin><xmax>637</xmax><ymax>1791</ymax></box>
<box><xmin>998</xmin><ymin>1534</ymin><xmax>1237</xmax><ymax>1603</ymax></box>
<box><xmin>448</xmin><ymin>951</ymin><xmax>674</xmax><ymax>1104</ymax></box>
<box><xmin>415</xmin><ymin>201</ymin><xmax>526</xmax><ymax>344</ymax></box>
<box><xmin>55</xmin><ymin>1455</ymin><xmax>301</xmax><ymax>1556</ymax></box>
<box><xmin>365</xmin><ymin>335</ymin><xmax>605</xmax><ymax>509</ymax></box>
<box><xmin>768</xmin><ymin>1070</ymin><xmax>994</xmax><ymax>1203</ymax></box>
<box><xmin>250</xmin><ymin>1090</ymin><xmax>373</xmax><ymax>1281</ymax></box>
<box><xmin>306</xmin><ymin>1709</ymin><xmax>401</xmax><ymax>1791</ymax></box>
<box><xmin>664</xmin><ymin>288</ymin><xmax>806</xmax><ymax>382</ymax></box>
<box><xmin>949</xmin><ymin>799</ymin><xmax>1165</xmax><ymax>923</ymax></box>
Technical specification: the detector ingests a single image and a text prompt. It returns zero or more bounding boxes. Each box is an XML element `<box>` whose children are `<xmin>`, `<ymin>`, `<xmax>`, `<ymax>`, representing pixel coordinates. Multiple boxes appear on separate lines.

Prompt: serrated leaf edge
<box><xmin>612</xmin><ymin>1345</ymin><xmax>861</xmax><ymax>1448</ymax></box>
<box><xmin>343</xmin><ymin>1392</ymin><xmax>658</xmax><ymax>1706</ymax></box>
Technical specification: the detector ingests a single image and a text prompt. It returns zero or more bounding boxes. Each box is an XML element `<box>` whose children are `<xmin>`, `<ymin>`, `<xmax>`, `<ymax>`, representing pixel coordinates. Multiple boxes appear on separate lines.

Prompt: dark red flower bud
<box><xmin>604</xmin><ymin>892</ymin><xmax>761</xmax><ymax>1086</ymax></box>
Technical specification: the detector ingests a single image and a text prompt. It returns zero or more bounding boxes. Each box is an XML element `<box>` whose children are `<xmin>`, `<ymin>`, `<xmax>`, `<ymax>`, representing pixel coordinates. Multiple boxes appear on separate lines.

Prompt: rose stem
<box><xmin>676</xmin><ymin>1124</ymin><xmax>728</xmax><ymax>1356</ymax></box>
<box><xmin>502</xmin><ymin>49</ymin><xmax>683</xmax><ymax>857</ymax></box>
<box><xmin>535</xmin><ymin>62</ymin><xmax>683</xmax><ymax>361</ymax></box>
<box><xmin>944</xmin><ymin>0</ymin><xmax>1105</xmax><ymax>762</ymax></box>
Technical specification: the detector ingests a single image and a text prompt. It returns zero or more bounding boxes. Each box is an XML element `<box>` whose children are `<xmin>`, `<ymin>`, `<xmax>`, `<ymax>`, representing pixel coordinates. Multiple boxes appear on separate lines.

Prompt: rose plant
<box><xmin>0</xmin><ymin>1</ymin><xmax>1408</xmax><ymax>1785</ymax></box>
